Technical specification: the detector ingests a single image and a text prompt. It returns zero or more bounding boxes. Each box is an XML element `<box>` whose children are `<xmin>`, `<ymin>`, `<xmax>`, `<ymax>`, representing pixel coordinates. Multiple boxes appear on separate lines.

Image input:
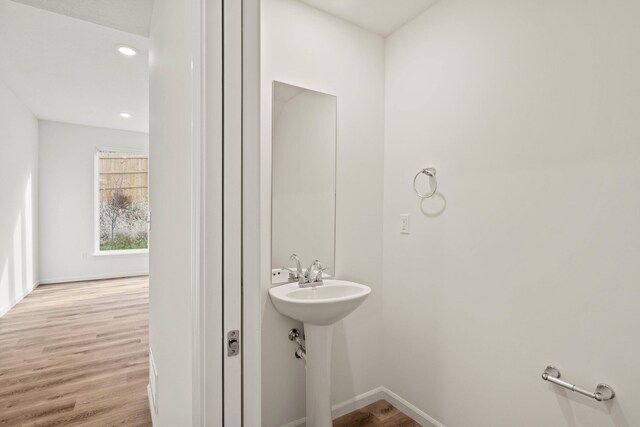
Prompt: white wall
<box><xmin>38</xmin><ymin>120</ymin><xmax>148</xmax><ymax>283</ymax></box>
<box><xmin>261</xmin><ymin>0</ymin><xmax>385</xmax><ymax>425</ymax></box>
<box><xmin>383</xmin><ymin>1</ymin><xmax>640</xmax><ymax>426</ymax></box>
<box><xmin>272</xmin><ymin>88</ymin><xmax>337</xmax><ymax>275</ymax></box>
<box><xmin>148</xmin><ymin>0</ymin><xmax>195</xmax><ymax>424</ymax></box>
<box><xmin>0</xmin><ymin>79</ymin><xmax>38</xmax><ymax>316</ymax></box>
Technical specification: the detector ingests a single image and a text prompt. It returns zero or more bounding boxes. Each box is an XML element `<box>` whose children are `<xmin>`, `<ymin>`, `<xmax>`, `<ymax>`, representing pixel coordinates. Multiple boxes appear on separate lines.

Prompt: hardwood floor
<box><xmin>333</xmin><ymin>400</ymin><xmax>421</xmax><ymax>426</ymax></box>
<box><xmin>0</xmin><ymin>276</ymin><xmax>151</xmax><ymax>426</ymax></box>
<box><xmin>0</xmin><ymin>277</ymin><xmax>420</xmax><ymax>426</ymax></box>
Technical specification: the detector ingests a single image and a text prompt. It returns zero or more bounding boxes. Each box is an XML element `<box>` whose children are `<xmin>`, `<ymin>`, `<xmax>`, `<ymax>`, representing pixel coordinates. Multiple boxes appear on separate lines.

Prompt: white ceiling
<box><xmin>0</xmin><ymin>0</ymin><xmax>149</xmax><ymax>133</ymax></box>
<box><xmin>298</xmin><ymin>0</ymin><xmax>439</xmax><ymax>37</ymax></box>
<box><xmin>10</xmin><ymin>0</ymin><xmax>153</xmax><ymax>37</ymax></box>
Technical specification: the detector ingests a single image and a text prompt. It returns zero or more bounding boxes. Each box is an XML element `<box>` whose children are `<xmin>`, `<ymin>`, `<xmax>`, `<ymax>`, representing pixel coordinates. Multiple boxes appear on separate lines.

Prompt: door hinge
<box><xmin>227</xmin><ymin>330</ymin><xmax>240</xmax><ymax>356</ymax></box>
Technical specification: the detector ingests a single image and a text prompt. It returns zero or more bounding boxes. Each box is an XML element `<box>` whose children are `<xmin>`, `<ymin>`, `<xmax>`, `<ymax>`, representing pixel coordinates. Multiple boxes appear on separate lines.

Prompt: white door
<box><xmin>198</xmin><ymin>0</ymin><xmax>243</xmax><ymax>424</ymax></box>
<box><xmin>208</xmin><ymin>0</ymin><xmax>260</xmax><ymax>425</ymax></box>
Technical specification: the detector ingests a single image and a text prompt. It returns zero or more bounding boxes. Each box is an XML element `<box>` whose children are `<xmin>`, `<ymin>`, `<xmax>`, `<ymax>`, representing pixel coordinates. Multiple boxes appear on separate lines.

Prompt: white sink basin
<box><xmin>269</xmin><ymin>279</ymin><xmax>370</xmax><ymax>326</ymax></box>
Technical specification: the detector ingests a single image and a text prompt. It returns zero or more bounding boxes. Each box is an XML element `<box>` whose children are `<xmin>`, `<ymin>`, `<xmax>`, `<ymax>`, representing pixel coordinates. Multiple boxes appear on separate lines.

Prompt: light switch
<box><xmin>400</xmin><ymin>214</ymin><xmax>410</xmax><ymax>234</ymax></box>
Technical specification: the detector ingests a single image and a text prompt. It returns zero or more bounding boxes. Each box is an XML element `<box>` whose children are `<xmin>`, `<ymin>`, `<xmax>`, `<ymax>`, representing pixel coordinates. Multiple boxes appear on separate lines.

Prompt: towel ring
<box><xmin>413</xmin><ymin>168</ymin><xmax>438</xmax><ymax>199</ymax></box>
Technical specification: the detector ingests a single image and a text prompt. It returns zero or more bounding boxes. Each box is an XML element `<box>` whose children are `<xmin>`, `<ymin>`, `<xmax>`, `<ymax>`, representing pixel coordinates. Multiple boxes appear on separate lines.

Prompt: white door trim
<box><xmin>223</xmin><ymin>0</ymin><xmax>244</xmax><ymax>423</ymax></box>
<box><xmin>190</xmin><ymin>0</ymin><xmax>204</xmax><ymax>423</ymax></box>
<box><xmin>192</xmin><ymin>0</ymin><xmax>224</xmax><ymax>425</ymax></box>
<box><xmin>191</xmin><ymin>0</ymin><xmax>205</xmax><ymax>423</ymax></box>
<box><xmin>241</xmin><ymin>0</ymin><xmax>262</xmax><ymax>425</ymax></box>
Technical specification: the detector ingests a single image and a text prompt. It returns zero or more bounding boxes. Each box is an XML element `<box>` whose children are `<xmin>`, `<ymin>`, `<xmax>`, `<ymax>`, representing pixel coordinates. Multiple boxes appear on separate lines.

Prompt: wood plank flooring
<box><xmin>0</xmin><ymin>276</ymin><xmax>151</xmax><ymax>426</ymax></box>
<box><xmin>333</xmin><ymin>400</ymin><xmax>421</xmax><ymax>427</ymax></box>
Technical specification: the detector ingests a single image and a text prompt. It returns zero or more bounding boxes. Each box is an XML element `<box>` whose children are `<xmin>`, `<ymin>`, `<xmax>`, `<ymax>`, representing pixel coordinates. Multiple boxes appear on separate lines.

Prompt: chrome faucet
<box><xmin>290</xmin><ymin>254</ymin><xmax>326</xmax><ymax>287</ymax></box>
<box><xmin>310</xmin><ymin>260</ymin><xmax>327</xmax><ymax>283</ymax></box>
<box><xmin>289</xmin><ymin>254</ymin><xmax>303</xmax><ymax>281</ymax></box>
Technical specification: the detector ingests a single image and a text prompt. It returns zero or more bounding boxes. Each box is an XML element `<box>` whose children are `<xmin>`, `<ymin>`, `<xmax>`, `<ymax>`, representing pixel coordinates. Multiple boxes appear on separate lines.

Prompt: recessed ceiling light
<box><xmin>117</xmin><ymin>45</ymin><xmax>137</xmax><ymax>56</ymax></box>
<box><xmin>120</xmin><ymin>112</ymin><xmax>132</xmax><ymax>118</ymax></box>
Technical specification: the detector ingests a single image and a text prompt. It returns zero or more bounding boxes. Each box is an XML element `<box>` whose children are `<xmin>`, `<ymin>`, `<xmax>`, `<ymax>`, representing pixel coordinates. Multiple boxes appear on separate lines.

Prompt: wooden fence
<box><xmin>99</xmin><ymin>153</ymin><xmax>149</xmax><ymax>204</ymax></box>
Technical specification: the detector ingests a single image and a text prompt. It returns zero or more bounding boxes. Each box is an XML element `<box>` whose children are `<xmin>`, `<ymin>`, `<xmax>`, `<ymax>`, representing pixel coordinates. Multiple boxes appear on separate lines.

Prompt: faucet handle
<box><xmin>311</xmin><ymin>261</ymin><xmax>326</xmax><ymax>282</ymax></box>
<box><xmin>308</xmin><ymin>259</ymin><xmax>320</xmax><ymax>274</ymax></box>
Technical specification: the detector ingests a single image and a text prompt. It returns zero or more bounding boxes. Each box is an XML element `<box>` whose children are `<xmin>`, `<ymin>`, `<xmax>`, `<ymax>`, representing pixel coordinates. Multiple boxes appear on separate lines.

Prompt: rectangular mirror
<box><xmin>271</xmin><ymin>81</ymin><xmax>337</xmax><ymax>284</ymax></box>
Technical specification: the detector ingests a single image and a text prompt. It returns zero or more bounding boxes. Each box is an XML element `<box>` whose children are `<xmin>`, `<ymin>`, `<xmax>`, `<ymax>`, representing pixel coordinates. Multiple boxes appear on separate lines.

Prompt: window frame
<box><xmin>94</xmin><ymin>146</ymin><xmax>150</xmax><ymax>256</ymax></box>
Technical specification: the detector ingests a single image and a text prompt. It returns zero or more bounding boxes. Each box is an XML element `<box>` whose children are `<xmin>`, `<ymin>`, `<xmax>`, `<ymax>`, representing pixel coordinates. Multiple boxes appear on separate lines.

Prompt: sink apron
<box><xmin>304</xmin><ymin>323</ymin><xmax>333</xmax><ymax>427</ymax></box>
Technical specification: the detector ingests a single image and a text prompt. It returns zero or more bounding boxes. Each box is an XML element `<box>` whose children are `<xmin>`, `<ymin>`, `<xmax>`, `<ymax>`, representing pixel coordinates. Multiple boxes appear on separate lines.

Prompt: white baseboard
<box><xmin>332</xmin><ymin>387</ymin><xmax>386</xmax><ymax>419</ymax></box>
<box><xmin>279</xmin><ymin>412</ymin><xmax>306</xmax><ymax>425</ymax></box>
<box><xmin>147</xmin><ymin>384</ymin><xmax>157</xmax><ymax>426</ymax></box>
<box><xmin>0</xmin><ymin>280</ymin><xmax>40</xmax><ymax>318</ymax></box>
<box><xmin>39</xmin><ymin>271</ymin><xmax>148</xmax><ymax>285</ymax></box>
<box><xmin>279</xmin><ymin>386</ymin><xmax>444</xmax><ymax>427</ymax></box>
<box><xmin>382</xmin><ymin>387</ymin><xmax>444</xmax><ymax>427</ymax></box>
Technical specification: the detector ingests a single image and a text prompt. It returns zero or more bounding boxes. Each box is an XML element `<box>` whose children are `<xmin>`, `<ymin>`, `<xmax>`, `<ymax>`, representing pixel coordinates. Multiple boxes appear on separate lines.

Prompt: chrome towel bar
<box><xmin>542</xmin><ymin>366</ymin><xmax>615</xmax><ymax>402</ymax></box>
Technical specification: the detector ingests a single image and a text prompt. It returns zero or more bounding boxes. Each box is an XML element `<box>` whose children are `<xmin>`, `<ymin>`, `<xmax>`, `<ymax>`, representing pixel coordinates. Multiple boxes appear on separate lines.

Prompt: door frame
<box><xmin>191</xmin><ymin>0</ymin><xmax>223</xmax><ymax>425</ymax></box>
<box><xmin>191</xmin><ymin>0</ymin><xmax>261</xmax><ymax>425</ymax></box>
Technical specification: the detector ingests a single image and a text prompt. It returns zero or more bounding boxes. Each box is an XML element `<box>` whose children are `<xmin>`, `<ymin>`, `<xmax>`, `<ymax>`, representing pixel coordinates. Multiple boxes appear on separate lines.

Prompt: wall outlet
<box><xmin>400</xmin><ymin>214</ymin><xmax>410</xmax><ymax>234</ymax></box>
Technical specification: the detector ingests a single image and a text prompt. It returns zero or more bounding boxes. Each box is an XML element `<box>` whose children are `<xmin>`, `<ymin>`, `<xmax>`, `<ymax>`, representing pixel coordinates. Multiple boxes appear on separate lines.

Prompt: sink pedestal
<box><xmin>304</xmin><ymin>324</ymin><xmax>333</xmax><ymax>427</ymax></box>
<box><xmin>268</xmin><ymin>280</ymin><xmax>371</xmax><ymax>426</ymax></box>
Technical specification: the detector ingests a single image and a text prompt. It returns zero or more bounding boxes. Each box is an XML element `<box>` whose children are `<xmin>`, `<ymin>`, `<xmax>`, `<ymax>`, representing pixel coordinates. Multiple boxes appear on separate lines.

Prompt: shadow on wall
<box><xmin>420</xmin><ymin>193</ymin><xmax>447</xmax><ymax>218</ymax></box>
<box><xmin>1</xmin><ymin>174</ymin><xmax>36</xmax><ymax>314</ymax></box>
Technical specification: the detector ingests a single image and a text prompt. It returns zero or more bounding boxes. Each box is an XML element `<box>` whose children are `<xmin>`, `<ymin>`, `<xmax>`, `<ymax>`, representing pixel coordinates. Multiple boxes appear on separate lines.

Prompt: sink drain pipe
<box><xmin>289</xmin><ymin>328</ymin><xmax>306</xmax><ymax>361</ymax></box>
<box><xmin>295</xmin><ymin>346</ymin><xmax>306</xmax><ymax>360</ymax></box>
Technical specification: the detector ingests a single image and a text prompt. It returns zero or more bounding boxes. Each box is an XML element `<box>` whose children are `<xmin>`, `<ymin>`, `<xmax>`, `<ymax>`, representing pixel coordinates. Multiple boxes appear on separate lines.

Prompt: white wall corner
<box><xmin>0</xmin><ymin>280</ymin><xmax>39</xmax><ymax>318</ymax></box>
<box><xmin>381</xmin><ymin>387</ymin><xmax>445</xmax><ymax>427</ymax></box>
<box><xmin>278</xmin><ymin>386</ymin><xmax>445</xmax><ymax>427</ymax></box>
<box><xmin>279</xmin><ymin>387</ymin><xmax>384</xmax><ymax>427</ymax></box>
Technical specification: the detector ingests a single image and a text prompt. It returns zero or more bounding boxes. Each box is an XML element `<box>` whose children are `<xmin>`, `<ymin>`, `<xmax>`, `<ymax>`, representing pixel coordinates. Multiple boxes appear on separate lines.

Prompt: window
<box><xmin>96</xmin><ymin>150</ymin><xmax>149</xmax><ymax>252</ymax></box>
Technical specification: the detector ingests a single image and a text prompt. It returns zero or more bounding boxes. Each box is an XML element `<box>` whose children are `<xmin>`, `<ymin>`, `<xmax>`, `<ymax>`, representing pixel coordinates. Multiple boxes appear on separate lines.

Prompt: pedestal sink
<box><xmin>269</xmin><ymin>280</ymin><xmax>371</xmax><ymax>427</ymax></box>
